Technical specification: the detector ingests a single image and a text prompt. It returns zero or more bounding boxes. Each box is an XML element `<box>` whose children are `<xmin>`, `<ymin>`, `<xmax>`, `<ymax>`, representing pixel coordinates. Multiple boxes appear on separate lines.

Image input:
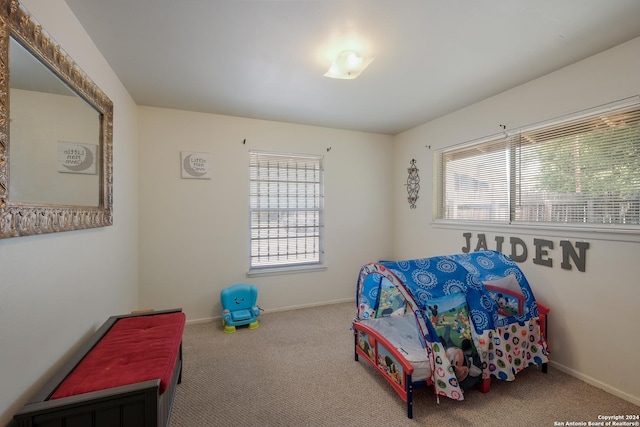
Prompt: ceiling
<box><xmin>63</xmin><ymin>0</ymin><xmax>640</xmax><ymax>135</ymax></box>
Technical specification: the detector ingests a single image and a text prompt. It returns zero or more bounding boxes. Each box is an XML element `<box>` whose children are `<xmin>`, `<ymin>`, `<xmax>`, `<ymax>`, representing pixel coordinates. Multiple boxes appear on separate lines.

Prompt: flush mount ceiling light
<box><xmin>323</xmin><ymin>50</ymin><xmax>374</xmax><ymax>80</ymax></box>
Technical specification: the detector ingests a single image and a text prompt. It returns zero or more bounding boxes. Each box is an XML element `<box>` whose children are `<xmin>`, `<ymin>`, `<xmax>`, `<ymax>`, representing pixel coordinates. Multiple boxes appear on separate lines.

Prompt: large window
<box><xmin>249</xmin><ymin>151</ymin><xmax>324</xmax><ymax>271</ymax></box>
<box><xmin>435</xmin><ymin>100</ymin><xmax>640</xmax><ymax>230</ymax></box>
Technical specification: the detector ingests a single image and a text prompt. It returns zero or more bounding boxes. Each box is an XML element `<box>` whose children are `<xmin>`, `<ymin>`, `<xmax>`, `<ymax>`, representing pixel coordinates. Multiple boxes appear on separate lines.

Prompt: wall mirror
<box><xmin>0</xmin><ymin>0</ymin><xmax>113</xmax><ymax>238</ymax></box>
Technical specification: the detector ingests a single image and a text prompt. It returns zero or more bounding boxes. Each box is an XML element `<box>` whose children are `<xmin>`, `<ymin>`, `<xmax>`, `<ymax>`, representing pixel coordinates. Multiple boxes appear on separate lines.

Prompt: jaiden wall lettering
<box><xmin>461</xmin><ymin>233</ymin><xmax>590</xmax><ymax>272</ymax></box>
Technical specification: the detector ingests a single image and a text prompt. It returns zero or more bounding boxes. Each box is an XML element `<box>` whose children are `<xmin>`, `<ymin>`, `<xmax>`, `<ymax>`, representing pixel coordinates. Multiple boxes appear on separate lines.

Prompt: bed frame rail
<box><xmin>484</xmin><ymin>285</ymin><xmax>550</xmax><ymax>373</ymax></box>
<box><xmin>353</xmin><ymin>321</ymin><xmax>424</xmax><ymax>418</ymax></box>
<box><xmin>353</xmin><ymin>288</ymin><xmax>550</xmax><ymax>419</ymax></box>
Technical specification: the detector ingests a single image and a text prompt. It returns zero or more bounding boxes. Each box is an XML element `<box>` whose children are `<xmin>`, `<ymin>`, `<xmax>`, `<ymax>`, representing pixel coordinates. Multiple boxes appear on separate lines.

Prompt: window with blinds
<box><xmin>249</xmin><ymin>151</ymin><xmax>324</xmax><ymax>270</ymax></box>
<box><xmin>435</xmin><ymin>137</ymin><xmax>510</xmax><ymax>222</ymax></box>
<box><xmin>435</xmin><ymin>99</ymin><xmax>640</xmax><ymax>229</ymax></box>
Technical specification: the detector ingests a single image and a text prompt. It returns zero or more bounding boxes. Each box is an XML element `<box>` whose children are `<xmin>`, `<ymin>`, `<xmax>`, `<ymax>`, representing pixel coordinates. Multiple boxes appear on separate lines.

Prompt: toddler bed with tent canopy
<box><xmin>353</xmin><ymin>250</ymin><xmax>550</xmax><ymax>418</ymax></box>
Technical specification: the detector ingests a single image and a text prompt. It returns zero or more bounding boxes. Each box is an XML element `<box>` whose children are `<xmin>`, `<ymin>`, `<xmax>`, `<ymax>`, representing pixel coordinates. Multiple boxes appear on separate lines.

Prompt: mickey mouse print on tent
<box><xmin>353</xmin><ymin>250</ymin><xmax>550</xmax><ymax>418</ymax></box>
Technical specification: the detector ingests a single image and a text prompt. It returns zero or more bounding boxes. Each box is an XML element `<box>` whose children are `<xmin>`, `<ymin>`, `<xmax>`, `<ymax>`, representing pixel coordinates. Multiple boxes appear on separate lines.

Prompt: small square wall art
<box><xmin>181</xmin><ymin>151</ymin><xmax>212</xmax><ymax>179</ymax></box>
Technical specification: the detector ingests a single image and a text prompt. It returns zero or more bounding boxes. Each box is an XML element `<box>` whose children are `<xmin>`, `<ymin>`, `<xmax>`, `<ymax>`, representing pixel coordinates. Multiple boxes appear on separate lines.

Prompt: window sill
<box><xmin>246</xmin><ymin>264</ymin><xmax>327</xmax><ymax>278</ymax></box>
<box><xmin>432</xmin><ymin>220</ymin><xmax>640</xmax><ymax>243</ymax></box>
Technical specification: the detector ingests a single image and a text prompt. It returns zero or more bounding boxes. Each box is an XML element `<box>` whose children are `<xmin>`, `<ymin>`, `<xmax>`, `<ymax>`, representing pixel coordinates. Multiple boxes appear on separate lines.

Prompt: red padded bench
<box><xmin>14</xmin><ymin>309</ymin><xmax>186</xmax><ymax>427</ymax></box>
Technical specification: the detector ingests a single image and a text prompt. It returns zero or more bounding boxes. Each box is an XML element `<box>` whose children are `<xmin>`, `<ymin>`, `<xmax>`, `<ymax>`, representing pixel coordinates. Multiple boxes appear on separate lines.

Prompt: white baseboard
<box><xmin>549</xmin><ymin>361</ymin><xmax>640</xmax><ymax>406</ymax></box>
<box><xmin>185</xmin><ymin>317</ymin><xmax>217</xmax><ymax>325</ymax></box>
<box><xmin>185</xmin><ymin>297</ymin><xmax>356</xmax><ymax>326</ymax></box>
<box><xmin>259</xmin><ymin>297</ymin><xmax>356</xmax><ymax>314</ymax></box>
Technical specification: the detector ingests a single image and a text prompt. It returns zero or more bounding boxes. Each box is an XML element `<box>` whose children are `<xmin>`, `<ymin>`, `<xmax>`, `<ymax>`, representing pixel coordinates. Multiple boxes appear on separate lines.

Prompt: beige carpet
<box><xmin>169</xmin><ymin>302</ymin><xmax>638</xmax><ymax>426</ymax></box>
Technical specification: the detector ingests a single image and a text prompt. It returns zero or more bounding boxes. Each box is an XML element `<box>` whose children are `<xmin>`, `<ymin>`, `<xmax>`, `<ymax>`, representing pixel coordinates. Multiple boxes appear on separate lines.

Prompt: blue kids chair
<box><xmin>220</xmin><ymin>284</ymin><xmax>261</xmax><ymax>333</ymax></box>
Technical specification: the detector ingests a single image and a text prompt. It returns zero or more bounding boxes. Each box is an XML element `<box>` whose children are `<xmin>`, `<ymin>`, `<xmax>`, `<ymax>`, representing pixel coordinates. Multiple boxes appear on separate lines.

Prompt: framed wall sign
<box><xmin>181</xmin><ymin>151</ymin><xmax>212</xmax><ymax>179</ymax></box>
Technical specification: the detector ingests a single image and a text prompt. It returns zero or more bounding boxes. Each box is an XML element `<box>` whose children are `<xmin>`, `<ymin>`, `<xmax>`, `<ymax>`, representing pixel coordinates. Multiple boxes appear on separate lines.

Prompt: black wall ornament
<box><xmin>406</xmin><ymin>159</ymin><xmax>420</xmax><ymax>208</ymax></box>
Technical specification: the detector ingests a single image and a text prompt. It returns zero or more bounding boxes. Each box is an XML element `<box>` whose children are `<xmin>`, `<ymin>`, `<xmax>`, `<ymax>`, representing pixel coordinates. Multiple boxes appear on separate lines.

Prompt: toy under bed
<box><xmin>353</xmin><ymin>250</ymin><xmax>550</xmax><ymax>419</ymax></box>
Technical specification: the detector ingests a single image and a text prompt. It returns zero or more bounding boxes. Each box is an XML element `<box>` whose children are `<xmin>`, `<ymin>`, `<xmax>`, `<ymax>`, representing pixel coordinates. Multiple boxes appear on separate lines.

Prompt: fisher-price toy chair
<box><xmin>221</xmin><ymin>284</ymin><xmax>261</xmax><ymax>333</ymax></box>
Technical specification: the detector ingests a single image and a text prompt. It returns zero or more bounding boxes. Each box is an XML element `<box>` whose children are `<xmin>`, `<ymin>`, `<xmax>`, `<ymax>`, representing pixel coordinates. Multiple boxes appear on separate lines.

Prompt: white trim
<box><xmin>257</xmin><ymin>297</ymin><xmax>355</xmax><ymax>314</ymax></box>
<box><xmin>186</xmin><ymin>297</ymin><xmax>355</xmax><ymax>325</ymax></box>
<box><xmin>246</xmin><ymin>264</ymin><xmax>327</xmax><ymax>277</ymax></box>
<box><xmin>432</xmin><ymin>220</ymin><xmax>640</xmax><ymax>243</ymax></box>
<box><xmin>433</xmin><ymin>131</ymin><xmax>506</xmax><ymax>153</ymax></box>
<box><xmin>507</xmin><ymin>95</ymin><xmax>640</xmax><ymax>136</ymax></box>
<box><xmin>549</xmin><ymin>361</ymin><xmax>640</xmax><ymax>407</ymax></box>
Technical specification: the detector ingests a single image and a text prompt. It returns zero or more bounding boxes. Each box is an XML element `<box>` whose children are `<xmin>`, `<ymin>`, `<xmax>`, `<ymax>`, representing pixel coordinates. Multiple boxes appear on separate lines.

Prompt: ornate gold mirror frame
<box><xmin>0</xmin><ymin>0</ymin><xmax>113</xmax><ymax>238</ymax></box>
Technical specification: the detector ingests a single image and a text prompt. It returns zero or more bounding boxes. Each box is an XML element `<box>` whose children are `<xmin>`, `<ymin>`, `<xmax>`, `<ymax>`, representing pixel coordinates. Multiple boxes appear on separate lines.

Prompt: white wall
<box><xmin>0</xmin><ymin>1</ymin><xmax>140</xmax><ymax>425</ymax></box>
<box><xmin>138</xmin><ymin>107</ymin><xmax>394</xmax><ymax>322</ymax></box>
<box><xmin>392</xmin><ymin>37</ymin><xmax>640</xmax><ymax>405</ymax></box>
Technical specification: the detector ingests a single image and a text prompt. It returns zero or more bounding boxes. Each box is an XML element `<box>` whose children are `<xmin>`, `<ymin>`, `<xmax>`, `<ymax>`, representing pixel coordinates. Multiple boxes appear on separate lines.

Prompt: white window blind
<box><xmin>436</xmin><ymin>99</ymin><xmax>640</xmax><ymax>228</ymax></box>
<box><xmin>249</xmin><ymin>151</ymin><xmax>324</xmax><ymax>270</ymax></box>
<box><xmin>513</xmin><ymin>104</ymin><xmax>640</xmax><ymax>225</ymax></box>
<box><xmin>435</xmin><ymin>137</ymin><xmax>510</xmax><ymax>222</ymax></box>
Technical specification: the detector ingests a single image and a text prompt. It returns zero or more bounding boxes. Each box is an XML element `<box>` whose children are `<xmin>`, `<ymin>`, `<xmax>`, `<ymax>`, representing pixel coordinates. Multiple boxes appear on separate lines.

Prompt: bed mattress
<box><xmin>360</xmin><ymin>314</ymin><xmax>431</xmax><ymax>382</ymax></box>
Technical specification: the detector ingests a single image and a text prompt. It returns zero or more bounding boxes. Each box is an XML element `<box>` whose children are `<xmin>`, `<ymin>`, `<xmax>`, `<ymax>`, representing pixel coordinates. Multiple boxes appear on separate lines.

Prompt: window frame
<box><xmin>248</xmin><ymin>150</ymin><xmax>325</xmax><ymax>275</ymax></box>
<box><xmin>434</xmin><ymin>97</ymin><xmax>640</xmax><ymax>236</ymax></box>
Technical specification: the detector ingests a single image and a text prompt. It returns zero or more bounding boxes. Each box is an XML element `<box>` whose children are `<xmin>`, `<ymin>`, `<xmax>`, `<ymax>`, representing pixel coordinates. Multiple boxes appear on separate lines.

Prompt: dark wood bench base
<box><xmin>13</xmin><ymin>309</ymin><xmax>184</xmax><ymax>427</ymax></box>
